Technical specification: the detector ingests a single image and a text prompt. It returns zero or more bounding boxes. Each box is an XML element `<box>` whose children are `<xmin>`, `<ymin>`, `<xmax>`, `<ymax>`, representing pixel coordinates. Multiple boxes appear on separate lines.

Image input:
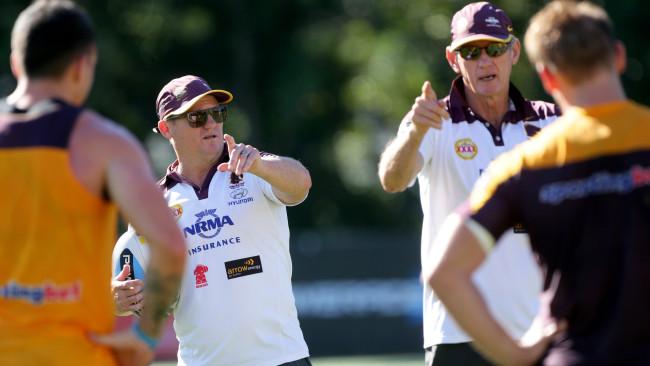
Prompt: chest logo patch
<box><xmin>170</xmin><ymin>204</ymin><xmax>183</xmax><ymax>221</ymax></box>
<box><xmin>194</xmin><ymin>264</ymin><xmax>209</xmax><ymax>288</ymax></box>
<box><xmin>225</xmin><ymin>255</ymin><xmax>263</xmax><ymax>280</ymax></box>
<box><xmin>455</xmin><ymin>138</ymin><xmax>478</xmax><ymax>160</ymax></box>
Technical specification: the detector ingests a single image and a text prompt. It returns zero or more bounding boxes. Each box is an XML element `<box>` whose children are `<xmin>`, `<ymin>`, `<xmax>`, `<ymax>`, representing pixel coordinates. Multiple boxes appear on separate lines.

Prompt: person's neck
<box><xmin>553</xmin><ymin>71</ymin><xmax>626</xmax><ymax>112</ymax></box>
<box><xmin>465</xmin><ymin>88</ymin><xmax>510</xmax><ymax>128</ymax></box>
<box><xmin>7</xmin><ymin>78</ymin><xmax>80</xmax><ymax>109</ymax></box>
<box><xmin>176</xmin><ymin>150</ymin><xmax>223</xmax><ymax>187</ymax></box>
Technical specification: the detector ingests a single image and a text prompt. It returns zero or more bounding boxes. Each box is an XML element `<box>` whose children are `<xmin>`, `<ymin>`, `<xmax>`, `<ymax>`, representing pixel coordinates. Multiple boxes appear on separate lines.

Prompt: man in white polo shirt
<box><xmin>378</xmin><ymin>2</ymin><xmax>559</xmax><ymax>365</ymax></box>
<box><xmin>113</xmin><ymin>75</ymin><xmax>312</xmax><ymax>366</ymax></box>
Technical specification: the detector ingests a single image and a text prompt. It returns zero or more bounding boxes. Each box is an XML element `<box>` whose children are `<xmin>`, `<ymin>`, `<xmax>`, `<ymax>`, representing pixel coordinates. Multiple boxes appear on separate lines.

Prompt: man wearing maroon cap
<box><xmin>429</xmin><ymin>1</ymin><xmax>650</xmax><ymax>365</ymax></box>
<box><xmin>378</xmin><ymin>2</ymin><xmax>559</xmax><ymax>365</ymax></box>
<box><xmin>113</xmin><ymin>75</ymin><xmax>313</xmax><ymax>366</ymax></box>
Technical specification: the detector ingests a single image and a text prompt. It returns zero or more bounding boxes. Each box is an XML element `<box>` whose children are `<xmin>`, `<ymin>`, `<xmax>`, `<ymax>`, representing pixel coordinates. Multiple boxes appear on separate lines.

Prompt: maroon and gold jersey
<box><xmin>0</xmin><ymin>99</ymin><xmax>117</xmax><ymax>366</ymax></box>
<box><xmin>469</xmin><ymin>101</ymin><xmax>650</xmax><ymax>365</ymax></box>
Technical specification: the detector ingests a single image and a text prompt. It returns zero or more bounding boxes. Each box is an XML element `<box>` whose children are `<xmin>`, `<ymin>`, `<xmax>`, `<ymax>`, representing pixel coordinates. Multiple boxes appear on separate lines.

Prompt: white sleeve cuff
<box><xmin>464</xmin><ymin>218</ymin><xmax>496</xmax><ymax>253</ymax></box>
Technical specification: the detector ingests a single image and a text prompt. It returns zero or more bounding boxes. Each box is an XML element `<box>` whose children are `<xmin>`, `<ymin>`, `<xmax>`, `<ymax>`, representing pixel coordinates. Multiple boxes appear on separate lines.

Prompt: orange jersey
<box><xmin>0</xmin><ymin>99</ymin><xmax>117</xmax><ymax>366</ymax></box>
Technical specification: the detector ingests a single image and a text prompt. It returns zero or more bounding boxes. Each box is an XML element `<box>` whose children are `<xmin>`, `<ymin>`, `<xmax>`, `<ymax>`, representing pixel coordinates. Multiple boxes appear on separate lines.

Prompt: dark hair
<box><xmin>11</xmin><ymin>0</ymin><xmax>95</xmax><ymax>78</ymax></box>
<box><xmin>524</xmin><ymin>1</ymin><xmax>617</xmax><ymax>84</ymax></box>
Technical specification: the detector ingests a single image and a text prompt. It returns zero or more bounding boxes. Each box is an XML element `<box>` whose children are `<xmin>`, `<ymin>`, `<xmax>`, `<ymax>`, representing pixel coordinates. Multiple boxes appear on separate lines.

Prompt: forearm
<box><xmin>251</xmin><ymin>154</ymin><xmax>312</xmax><ymax>204</ymax></box>
<box><xmin>378</xmin><ymin>123</ymin><xmax>426</xmax><ymax>192</ymax></box>
<box><xmin>138</xmin><ymin>249</ymin><xmax>183</xmax><ymax>338</ymax></box>
<box><xmin>431</xmin><ymin>269</ymin><xmax>525</xmax><ymax>365</ymax></box>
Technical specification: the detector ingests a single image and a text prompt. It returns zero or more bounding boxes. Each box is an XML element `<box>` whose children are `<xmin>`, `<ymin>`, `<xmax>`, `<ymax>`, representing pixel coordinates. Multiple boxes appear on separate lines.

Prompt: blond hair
<box><xmin>524</xmin><ymin>1</ymin><xmax>617</xmax><ymax>83</ymax></box>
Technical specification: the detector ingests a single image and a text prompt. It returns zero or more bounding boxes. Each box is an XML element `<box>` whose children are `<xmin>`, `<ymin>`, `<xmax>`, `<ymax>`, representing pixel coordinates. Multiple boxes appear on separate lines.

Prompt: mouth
<box><xmin>203</xmin><ymin>134</ymin><xmax>218</xmax><ymax>140</ymax></box>
<box><xmin>478</xmin><ymin>74</ymin><xmax>497</xmax><ymax>81</ymax></box>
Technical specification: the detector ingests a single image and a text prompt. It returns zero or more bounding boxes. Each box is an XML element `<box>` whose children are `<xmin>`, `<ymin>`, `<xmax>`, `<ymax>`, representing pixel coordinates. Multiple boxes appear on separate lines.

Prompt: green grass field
<box><xmin>153</xmin><ymin>353</ymin><xmax>422</xmax><ymax>366</ymax></box>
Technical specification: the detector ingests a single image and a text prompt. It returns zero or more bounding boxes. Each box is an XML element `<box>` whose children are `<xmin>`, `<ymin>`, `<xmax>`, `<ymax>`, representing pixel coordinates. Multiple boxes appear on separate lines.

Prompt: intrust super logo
<box><xmin>183</xmin><ymin>209</ymin><xmax>234</xmax><ymax>239</ymax></box>
<box><xmin>224</xmin><ymin>255</ymin><xmax>263</xmax><ymax>280</ymax></box>
<box><xmin>455</xmin><ymin>138</ymin><xmax>478</xmax><ymax>160</ymax></box>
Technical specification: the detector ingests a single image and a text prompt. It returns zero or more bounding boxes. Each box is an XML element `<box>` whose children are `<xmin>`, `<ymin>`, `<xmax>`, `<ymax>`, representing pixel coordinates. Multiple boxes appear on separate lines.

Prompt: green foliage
<box><xmin>1</xmin><ymin>0</ymin><xmax>648</xmax><ymax>229</ymax></box>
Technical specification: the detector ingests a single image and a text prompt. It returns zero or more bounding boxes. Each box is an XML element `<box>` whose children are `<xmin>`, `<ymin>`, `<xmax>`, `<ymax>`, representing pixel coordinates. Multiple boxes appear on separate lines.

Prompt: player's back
<box><xmin>0</xmin><ymin>98</ymin><xmax>117</xmax><ymax>366</ymax></box>
<box><xmin>502</xmin><ymin>100</ymin><xmax>650</xmax><ymax>364</ymax></box>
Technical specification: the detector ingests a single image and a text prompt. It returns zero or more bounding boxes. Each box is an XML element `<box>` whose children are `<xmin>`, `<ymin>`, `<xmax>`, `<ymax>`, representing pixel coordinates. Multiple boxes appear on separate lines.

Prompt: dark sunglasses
<box><xmin>456</xmin><ymin>42</ymin><xmax>511</xmax><ymax>61</ymax></box>
<box><xmin>168</xmin><ymin>105</ymin><xmax>228</xmax><ymax>127</ymax></box>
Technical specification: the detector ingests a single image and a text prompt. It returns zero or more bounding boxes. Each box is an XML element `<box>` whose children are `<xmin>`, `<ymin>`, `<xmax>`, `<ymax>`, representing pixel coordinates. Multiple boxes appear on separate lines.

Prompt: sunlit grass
<box><xmin>153</xmin><ymin>353</ymin><xmax>422</xmax><ymax>366</ymax></box>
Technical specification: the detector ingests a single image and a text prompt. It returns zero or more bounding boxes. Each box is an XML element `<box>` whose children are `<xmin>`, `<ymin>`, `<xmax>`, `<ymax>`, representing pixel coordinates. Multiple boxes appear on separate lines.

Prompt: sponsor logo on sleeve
<box><xmin>225</xmin><ymin>255</ymin><xmax>263</xmax><ymax>280</ymax></box>
<box><xmin>513</xmin><ymin>222</ymin><xmax>527</xmax><ymax>234</ymax></box>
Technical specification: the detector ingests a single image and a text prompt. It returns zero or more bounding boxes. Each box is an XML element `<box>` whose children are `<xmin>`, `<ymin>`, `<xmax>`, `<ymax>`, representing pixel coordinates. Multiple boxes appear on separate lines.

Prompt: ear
<box><xmin>510</xmin><ymin>38</ymin><xmax>521</xmax><ymax>65</ymax></box>
<box><xmin>536</xmin><ymin>63</ymin><xmax>558</xmax><ymax>96</ymax></box>
<box><xmin>445</xmin><ymin>46</ymin><xmax>461</xmax><ymax>74</ymax></box>
<box><xmin>157</xmin><ymin>120</ymin><xmax>173</xmax><ymax>139</ymax></box>
<box><xmin>61</xmin><ymin>53</ymin><xmax>85</xmax><ymax>83</ymax></box>
<box><xmin>614</xmin><ymin>41</ymin><xmax>627</xmax><ymax>75</ymax></box>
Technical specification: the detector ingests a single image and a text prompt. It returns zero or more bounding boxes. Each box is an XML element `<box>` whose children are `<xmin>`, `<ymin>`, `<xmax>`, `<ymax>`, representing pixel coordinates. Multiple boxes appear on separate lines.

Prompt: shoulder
<box><xmin>73</xmin><ymin>110</ymin><xmax>146</xmax><ymax>158</ymax></box>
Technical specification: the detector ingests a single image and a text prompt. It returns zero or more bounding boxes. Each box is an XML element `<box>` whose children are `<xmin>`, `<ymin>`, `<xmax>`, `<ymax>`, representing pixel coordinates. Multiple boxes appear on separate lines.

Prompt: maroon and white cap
<box><xmin>450</xmin><ymin>2</ymin><xmax>514</xmax><ymax>51</ymax></box>
<box><xmin>156</xmin><ymin>75</ymin><xmax>233</xmax><ymax>121</ymax></box>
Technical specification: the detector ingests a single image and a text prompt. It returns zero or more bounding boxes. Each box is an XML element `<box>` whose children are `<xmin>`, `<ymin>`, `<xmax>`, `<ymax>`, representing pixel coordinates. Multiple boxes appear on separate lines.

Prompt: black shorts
<box><xmin>425</xmin><ymin>343</ymin><xmax>493</xmax><ymax>366</ymax></box>
<box><xmin>279</xmin><ymin>357</ymin><xmax>312</xmax><ymax>366</ymax></box>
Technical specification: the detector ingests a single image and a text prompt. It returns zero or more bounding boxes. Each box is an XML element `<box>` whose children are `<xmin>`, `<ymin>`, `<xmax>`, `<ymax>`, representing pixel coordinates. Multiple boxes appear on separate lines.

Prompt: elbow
<box><xmin>379</xmin><ymin>175</ymin><xmax>407</xmax><ymax>193</ymax></box>
<box><xmin>303</xmin><ymin>169</ymin><xmax>313</xmax><ymax>192</ymax></box>
<box><xmin>426</xmin><ymin>265</ymin><xmax>453</xmax><ymax>296</ymax></box>
<box><xmin>286</xmin><ymin>168</ymin><xmax>312</xmax><ymax>204</ymax></box>
<box><xmin>381</xmin><ymin>181</ymin><xmax>407</xmax><ymax>193</ymax></box>
<box><xmin>378</xmin><ymin>163</ymin><xmax>409</xmax><ymax>193</ymax></box>
<box><xmin>296</xmin><ymin>169</ymin><xmax>312</xmax><ymax>199</ymax></box>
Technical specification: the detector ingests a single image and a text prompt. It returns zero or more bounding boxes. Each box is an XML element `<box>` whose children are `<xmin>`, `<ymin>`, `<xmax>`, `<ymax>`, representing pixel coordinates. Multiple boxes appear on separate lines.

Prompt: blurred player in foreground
<box><xmin>378</xmin><ymin>2</ymin><xmax>558</xmax><ymax>364</ymax></box>
<box><xmin>428</xmin><ymin>1</ymin><xmax>650</xmax><ymax>365</ymax></box>
<box><xmin>0</xmin><ymin>1</ymin><xmax>186</xmax><ymax>365</ymax></box>
<box><xmin>113</xmin><ymin>75</ymin><xmax>313</xmax><ymax>366</ymax></box>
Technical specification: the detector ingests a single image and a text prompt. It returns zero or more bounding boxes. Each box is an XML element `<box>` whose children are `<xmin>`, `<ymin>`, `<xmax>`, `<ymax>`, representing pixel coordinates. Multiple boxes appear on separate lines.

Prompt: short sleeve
<box><xmin>254</xmin><ymin>174</ymin><xmax>307</xmax><ymax>206</ymax></box>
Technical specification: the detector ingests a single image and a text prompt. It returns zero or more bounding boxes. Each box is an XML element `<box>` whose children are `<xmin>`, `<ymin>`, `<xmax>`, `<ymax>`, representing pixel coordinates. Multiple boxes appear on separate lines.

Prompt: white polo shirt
<box><xmin>121</xmin><ymin>155</ymin><xmax>309</xmax><ymax>366</ymax></box>
<box><xmin>403</xmin><ymin>77</ymin><xmax>559</xmax><ymax>348</ymax></box>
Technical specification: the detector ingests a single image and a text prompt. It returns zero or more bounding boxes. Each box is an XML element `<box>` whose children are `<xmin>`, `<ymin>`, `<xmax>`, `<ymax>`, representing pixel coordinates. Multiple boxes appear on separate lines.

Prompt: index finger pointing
<box><xmin>223</xmin><ymin>134</ymin><xmax>236</xmax><ymax>154</ymax></box>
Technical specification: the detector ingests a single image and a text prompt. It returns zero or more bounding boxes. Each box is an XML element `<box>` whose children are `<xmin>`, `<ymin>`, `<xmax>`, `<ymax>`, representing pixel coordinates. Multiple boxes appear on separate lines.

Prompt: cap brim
<box><xmin>450</xmin><ymin>34</ymin><xmax>513</xmax><ymax>51</ymax></box>
<box><xmin>164</xmin><ymin>89</ymin><xmax>233</xmax><ymax>120</ymax></box>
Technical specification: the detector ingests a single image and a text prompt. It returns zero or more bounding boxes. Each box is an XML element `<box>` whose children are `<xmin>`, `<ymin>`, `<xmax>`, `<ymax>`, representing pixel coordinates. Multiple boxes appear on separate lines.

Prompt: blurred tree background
<box><xmin>1</xmin><ymin>0</ymin><xmax>648</xmax><ymax>357</ymax></box>
<box><xmin>0</xmin><ymin>0</ymin><xmax>647</xmax><ymax>231</ymax></box>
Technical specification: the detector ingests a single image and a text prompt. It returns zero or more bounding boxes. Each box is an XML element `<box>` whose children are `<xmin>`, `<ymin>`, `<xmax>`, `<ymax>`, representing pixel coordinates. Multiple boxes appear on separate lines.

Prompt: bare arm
<box><xmin>378</xmin><ymin>122</ymin><xmax>426</xmax><ymax>192</ymax></box>
<box><xmin>218</xmin><ymin>133</ymin><xmax>312</xmax><ymax>205</ymax></box>
<box><xmin>102</xmin><ymin>124</ymin><xmax>185</xmax><ymax>337</ymax></box>
<box><xmin>71</xmin><ymin>112</ymin><xmax>185</xmax><ymax>365</ymax></box>
<box><xmin>426</xmin><ymin>213</ymin><xmax>556</xmax><ymax>366</ymax></box>
<box><xmin>378</xmin><ymin>81</ymin><xmax>449</xmax><ymax>192</ymax></box>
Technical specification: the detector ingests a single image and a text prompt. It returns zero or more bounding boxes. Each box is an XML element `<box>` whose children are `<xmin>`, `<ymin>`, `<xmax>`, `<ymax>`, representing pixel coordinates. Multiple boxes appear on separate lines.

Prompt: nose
<box><xmin>203</xmin><ymin>114</ymin><xmax>220</xmax><ymax>128</ymax></box>
<box><xmin>476</xmin><ymin>49</ymin><xmax>493</xmax><ymax>64</ymax></box>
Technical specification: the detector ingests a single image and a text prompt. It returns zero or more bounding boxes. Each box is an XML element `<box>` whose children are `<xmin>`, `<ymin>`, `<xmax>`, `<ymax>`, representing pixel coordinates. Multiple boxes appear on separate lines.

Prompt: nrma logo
<box><xmin>183</xmin><ymin>209</ymin><xmax>234</xmax><ymax>239</ymax></box>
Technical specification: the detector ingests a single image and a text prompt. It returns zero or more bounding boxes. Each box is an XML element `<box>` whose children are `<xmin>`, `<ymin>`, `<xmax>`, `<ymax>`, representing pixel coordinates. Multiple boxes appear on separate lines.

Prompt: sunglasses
<box><xmin>168</xmin><ymin>105</ymin><xmax>228</xmax><ymax>128</ymax></box>
<box><xmin>456</xmin><ymin>42</ymin><xmax>511</xmax><ymax>61</ymax></box>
